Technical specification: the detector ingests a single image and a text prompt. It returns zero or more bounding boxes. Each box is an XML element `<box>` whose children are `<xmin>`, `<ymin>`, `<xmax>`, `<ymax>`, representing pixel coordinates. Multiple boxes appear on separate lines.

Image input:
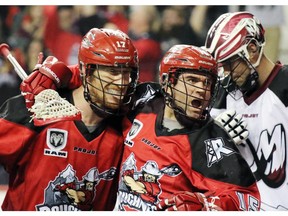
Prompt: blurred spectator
<box><xmin>73</xmin><ymin>6</ymin><xmax>107</xmax><ymax>36</ymax></box>
<box><xmin>25</xmin><ymin>38</ymin><xmax>49</xmax><ymax>73</ymax></box>
<box><xmin>243</xmin><ymin>6</ymin><xmax>284</xmax><ymax>62</ymax></box>
<box><xmin>190</xmin><ymin>5</ymin><xmax>228</xmax><ymax>43</ymax></box>
<box><xmin>128</xmin><ymin>6</ymin><xmax>162</xmax><ymax>82</ymax></box>
<box><xmin>0</xmin><ymin>6</ymin><xmax>18</xmax><ymax>43</ymax></box>
<box><xmin>44</xmin><ymin>6</ymin><xmax>82</xmax><ymax>65</ymax></box>
<box><xmin>8</xmin><ymin>6</ymin><xmax>45</xmax><ymax>53</ymax></box>
<box><xmin>104</xmin><ymin>6</ymin><xmax>129</xmax><ymax>33</ymax></box>
<box><xmin>158</xmin><ymin>6</ymin><xmax>202</xmax><ymax>55</ymax></box>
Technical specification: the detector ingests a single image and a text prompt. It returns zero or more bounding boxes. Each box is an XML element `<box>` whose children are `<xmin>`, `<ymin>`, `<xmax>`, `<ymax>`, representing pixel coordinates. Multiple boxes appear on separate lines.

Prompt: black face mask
<box><xmin>220</xmin><ymin>53</ymin><xmax>260</xmax><ymax>99</ymax></box>
<box><xmin>221</xmin><ymin>70</ymin><xmax>259</xmax><ymax>99</ymax></box>
<box><xmin>238</xmin><ymin>70</ymin><xmax>259</xmax><ymax>97</ymax></box>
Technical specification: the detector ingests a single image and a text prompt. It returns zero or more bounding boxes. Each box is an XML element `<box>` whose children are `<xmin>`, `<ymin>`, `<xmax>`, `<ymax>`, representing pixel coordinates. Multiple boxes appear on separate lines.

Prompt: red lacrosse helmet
<box><xmin>205</xmin><ymin>11</ymin><xmax>265</xmax><ymax>67</ymax></box>
<box><xmin>79</xmin><ymin>28</ymin><xmax>139</xmax><ymax>69</ymax></box>
<box><xmin>78</xmin><ymin>28</ymin><xmax>139</xmax><ymax>117</ymax></box>
<box><xmin>159</xmin><ymin>44</ymin><xmax>219</xmax><ymax>125</ymax></box>
<box><xmin>159</xmin><ymin>45</ymin><xmax>218</xmax><ymax>79</ymax></box>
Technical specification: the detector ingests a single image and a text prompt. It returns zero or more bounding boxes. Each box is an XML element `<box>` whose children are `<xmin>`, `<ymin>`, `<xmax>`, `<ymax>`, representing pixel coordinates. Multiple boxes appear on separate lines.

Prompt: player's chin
<box><xmin>186</xmin><ymin>109</ymin><xmax>202</xmax><ymax>120</ymax></box>
<box><xmin>104</xmin><ymin>101</ymin><xmax>122</xmax><ymax>110</ymax></box>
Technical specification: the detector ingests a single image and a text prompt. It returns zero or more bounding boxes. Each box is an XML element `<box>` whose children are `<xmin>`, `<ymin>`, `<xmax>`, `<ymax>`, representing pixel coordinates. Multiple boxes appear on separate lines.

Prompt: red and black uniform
<box><xmin>114</xmin><ymin>82</ymin><xmax>260</xmax><ymax>211</ymax></box>
<box><xmin>0</xmin><ymin>91</ymin><xmax>123</xmax><ymax>211</ymax></box>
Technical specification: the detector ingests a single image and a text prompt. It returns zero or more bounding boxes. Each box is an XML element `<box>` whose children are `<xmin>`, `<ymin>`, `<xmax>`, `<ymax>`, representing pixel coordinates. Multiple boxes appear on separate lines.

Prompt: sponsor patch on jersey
<box><xmin>44</xmin><ymin>128</ymin><xmax>68</xmax><ymax>158</ymax></box>
<box><xmin>124</xmin><ymin>119</ymin><xmax>143</xmax><ymax>147</ymax></box>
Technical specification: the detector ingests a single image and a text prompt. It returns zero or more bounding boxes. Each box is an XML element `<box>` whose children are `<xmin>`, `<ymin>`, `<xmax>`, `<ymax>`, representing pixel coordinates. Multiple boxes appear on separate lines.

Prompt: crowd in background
<box><xmin>0</xmin><ymin>5</ymin><xmax>284</xmax><ymax>185</ymax></box>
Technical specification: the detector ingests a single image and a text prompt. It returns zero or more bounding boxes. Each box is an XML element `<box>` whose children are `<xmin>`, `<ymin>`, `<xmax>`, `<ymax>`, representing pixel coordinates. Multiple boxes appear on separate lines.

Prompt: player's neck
<box><xmin>72</xmin><ymin>86</ymin><xmax>104</xmax><ymax>126</ymax></box>
<box><xmin>256</xmin><ymin>54</ymin><xmax>275</xmax><ymax>87</ymax></box>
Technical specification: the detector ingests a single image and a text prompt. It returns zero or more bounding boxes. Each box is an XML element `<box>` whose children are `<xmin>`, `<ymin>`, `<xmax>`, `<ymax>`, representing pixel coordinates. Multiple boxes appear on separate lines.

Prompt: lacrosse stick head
<box><xmin>29</xmin><ymin>89</ymin><xmax>82</xmax><ymax>126</ymax></box>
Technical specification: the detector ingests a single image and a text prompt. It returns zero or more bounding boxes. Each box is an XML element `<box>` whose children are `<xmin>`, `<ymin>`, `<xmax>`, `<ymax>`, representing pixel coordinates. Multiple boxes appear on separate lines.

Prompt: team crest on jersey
<box><xmin>124</xmin><ymin>119</ymin><xmax>143</xmax><ymax>147</ymax></box>
<box><xmin>253</xmin><ymin>123</ymin><xmax>286</xmax><ymax>188</ymax></box>
<box><xmin>44</xmin><ymin>128</ymin><xmax>68</xmax><ymax>158</ymax></box>
<box><xmin>36</xmin><ymin>164</ymin><xmax>116</xmax><ymax>211</ymax></box>
<box><xmin>115</xmin><ymin>153</ymin><xmax>181</xmax><ymax>211</ymax></box>
<box><xmin>205</xmin><ymin>137</ymin><xmax>235</xmax><ymax>167</ymax></box>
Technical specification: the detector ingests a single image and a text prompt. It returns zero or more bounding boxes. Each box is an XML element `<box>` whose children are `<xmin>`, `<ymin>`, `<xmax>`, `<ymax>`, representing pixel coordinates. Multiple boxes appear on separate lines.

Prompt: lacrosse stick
<box><xmin>0</xmin><ymin>43</ymin><xmax>82</xmax><ymax>126</ymax></box>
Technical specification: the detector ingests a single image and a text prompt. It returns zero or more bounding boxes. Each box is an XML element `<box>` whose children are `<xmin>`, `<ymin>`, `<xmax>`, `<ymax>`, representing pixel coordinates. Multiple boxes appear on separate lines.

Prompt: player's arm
<box><xmin>157</xmin><ymin>123</ymin><xmax>261</xmax><ymax>211</ymax></box>
<box><xmin>0</xmin><ymin>95</ymin><xmax>38</xmax><ymax>173</ymax></box>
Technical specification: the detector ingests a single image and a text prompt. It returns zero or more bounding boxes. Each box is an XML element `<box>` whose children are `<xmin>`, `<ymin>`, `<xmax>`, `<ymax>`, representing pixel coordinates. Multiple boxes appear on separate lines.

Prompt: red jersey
<box><xmin>0</xmin><ymin>91</ymin><xmax>123</xmax><ymax>211</ymax></box>
<box><xmin>114</xmin><ymin>83</ymin><xmax>260</xmax><ymax>211</ymax></box>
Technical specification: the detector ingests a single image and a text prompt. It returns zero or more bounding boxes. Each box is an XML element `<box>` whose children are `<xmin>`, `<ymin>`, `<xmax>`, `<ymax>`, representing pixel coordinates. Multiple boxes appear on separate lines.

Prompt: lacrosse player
<box><xmin>205</xmin><ymin>11</ymin><xmax>288</xmax><ymax>211</ymax></box>
<box><xmin>0</xmin><ymin>28</ymin><xmax>139</xmax><ymax>211</ymax></box>
<box><xmin>20</xmin><ymin>42</ymin><xmax>260</xmax><ymax>211</ymax></box>
<box><xmin>112</xmin><ymin>44</ymin><xmax>260</xmax><ymax>211</ymax></box>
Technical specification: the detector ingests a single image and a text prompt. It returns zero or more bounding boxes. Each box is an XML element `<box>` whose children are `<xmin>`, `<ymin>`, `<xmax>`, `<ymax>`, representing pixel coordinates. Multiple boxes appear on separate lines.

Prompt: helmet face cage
<box><xmin>163</xmin><ymin>69</ymin><xmax>218</xmax><ymax>123</ymax></box>
<box><xmin>160</xmin><ymin>45</ymin><xmax>219</xmax><ymax>124</ymax></box>
<box><xmin>78</xmin><ymin>28</ymin><xmax>139</xmax><ymax>117</ymax></box>
<box><xmin>82</xmin><ymin>64</ymin><xmax>138</xmax><ymax>116</ymax></box>
<box><xmin>219</xmin><ymin>53</ymin><xmax>259</xmax><ymax>99</ymax></box>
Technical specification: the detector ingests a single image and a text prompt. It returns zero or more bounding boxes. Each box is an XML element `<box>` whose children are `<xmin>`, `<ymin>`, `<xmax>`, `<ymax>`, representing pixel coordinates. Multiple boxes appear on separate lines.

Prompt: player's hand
<box><xmin>156</xmin><ymin>191</ymin><xmax>223</xmax><ymax>211</ymax></box>
<box><xmin>215</xmin><ymin>109</ymin><xmax>249</xmax><ymax>145</ymax></box>
<box><xmin>20</xmin><ymin>54</ymin><xmax>72</xmax><ymax>109</ymax></box>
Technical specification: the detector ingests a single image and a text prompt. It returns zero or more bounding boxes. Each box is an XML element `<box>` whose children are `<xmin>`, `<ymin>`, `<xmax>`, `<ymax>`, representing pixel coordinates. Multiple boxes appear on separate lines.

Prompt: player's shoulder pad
<box><xmin>190</xmin><ymin>119</ymin><xmax>256</xmax><ymax>187</ymax></box>
<box><xmin>270</xmin><ymin>64</ymin><xmax>288</xmax><ymax>107</ymax></box>
<box><xmin>132</xmin><ymin>82</ymin><xmax>162</xmax><ymax>110</ymax></box>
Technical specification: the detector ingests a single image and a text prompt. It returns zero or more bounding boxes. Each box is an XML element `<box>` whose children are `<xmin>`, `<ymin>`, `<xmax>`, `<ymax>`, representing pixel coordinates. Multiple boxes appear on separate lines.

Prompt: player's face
<box><xmin>85</xmin><ymin>181</ymin><xmax>94</xmax><ymax>191</ymax></box>
<box><xmin>173</xmin><ymin>72</ymin><xmax>212</xmax><ymax>119</ymax></box>
<box><xmin>220</xmin><ymin>55</ymin><xmax>251</xmax><ymax>88</ymax></box>
<box><xmin>87</xmin><ymin>65</ymin><xmax>132</xmax><ymax>110</ymax></box>
<box><xmin>143</xmin><ymin>173</ymin><xmax>156</xmax><ymax>183</ymax></box>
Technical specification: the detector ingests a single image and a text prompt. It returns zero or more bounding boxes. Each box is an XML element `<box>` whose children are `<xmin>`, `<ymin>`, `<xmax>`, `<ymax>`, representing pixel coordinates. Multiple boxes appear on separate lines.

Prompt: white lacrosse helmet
<box><xmin>205</xmin><ymin>11</ymin><xmax>265</xmax><ymax>68</ymax></box>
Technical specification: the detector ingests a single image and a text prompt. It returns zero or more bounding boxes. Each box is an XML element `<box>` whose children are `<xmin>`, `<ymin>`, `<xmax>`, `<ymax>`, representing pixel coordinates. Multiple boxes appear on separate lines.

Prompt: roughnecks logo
<box><xmin>115</xmin><ymin>153</ymin><xmax>181</xmax><ymax>211</ymax></box>
<box><xmin>117</xmin><ymin>191</ymin><xmax>156</xmax><ymax>211</ymax></box>
<box><xmin>36</xmin><ymin>164</ymin><xmax>116</xmax><ymax>211</ymax></box>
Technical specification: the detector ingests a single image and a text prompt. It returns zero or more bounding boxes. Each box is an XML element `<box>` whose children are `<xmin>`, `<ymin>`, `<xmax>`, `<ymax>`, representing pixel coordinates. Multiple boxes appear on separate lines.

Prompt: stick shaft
<box><xmin>0</xmin><ymin>43</ymin><xmax>28</xmax><ymax>80</ymax></box>
<box><xmin>6</xmin><ymin>54</ymin><xmax>27</xmax><ymax>80</ymax></box>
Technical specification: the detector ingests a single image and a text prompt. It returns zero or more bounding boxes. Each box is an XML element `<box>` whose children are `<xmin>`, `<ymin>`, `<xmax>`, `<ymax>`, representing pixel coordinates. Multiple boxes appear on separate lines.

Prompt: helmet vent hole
<box><xmin>93</xmin><ymin>52</ymin><xmax>104</xmax><ymax>58</ymax></box>
<box><xmin>176</xmin><ymin>58</ymin><xmax>188</xmax><ymax>62</ymax></box>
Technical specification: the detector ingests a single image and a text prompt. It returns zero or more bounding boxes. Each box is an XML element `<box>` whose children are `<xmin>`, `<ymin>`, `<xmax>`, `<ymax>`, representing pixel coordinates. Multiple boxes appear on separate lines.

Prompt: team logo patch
<box><xmin>36</xmin><ymin>164</ymin><xmax>116</xmax><ymax>211</ymax></box>
<box><xmin>124</xmin><ymin>119</ymin><xmax>143</xmax><ymax>147</ymax></box>
<box><xmin>254</xmin><ymin>123</ymin><xmax>286</xmax><ymax>188</ymax></box>
<box><xmin>116</xmin><ymin>153</ymin><xmax>182</xmax><ymax>211</ymax></box>
<box><xmin>44</xmin><ymin>128</ymin><xmax>68</xmax><ymax>158</ymax></box>
<box><xmin>205</xmin><ymin>137</ymin><xmax>235</xmax><ymax>167</ymax></box>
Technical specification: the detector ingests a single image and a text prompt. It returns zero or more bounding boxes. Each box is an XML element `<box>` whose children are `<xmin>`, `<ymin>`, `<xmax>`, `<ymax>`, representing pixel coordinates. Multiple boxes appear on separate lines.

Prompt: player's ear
<box><xmin>247</xmin><ymin>42</ymin><xmax>259</xmax><ymax>62</ymax></box>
